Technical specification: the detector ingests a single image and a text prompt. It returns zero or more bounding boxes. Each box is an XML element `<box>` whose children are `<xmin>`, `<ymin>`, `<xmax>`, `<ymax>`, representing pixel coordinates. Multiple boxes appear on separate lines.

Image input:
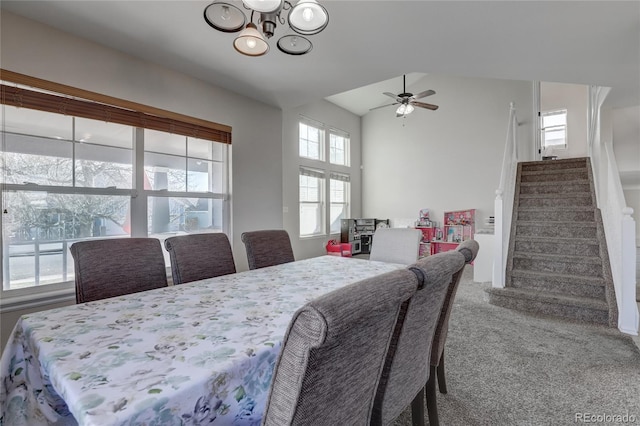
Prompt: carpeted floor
<box><xmin>392</xmin><ymin>267</ymin><xmax>640</xmax><ymax>426</ymax></box>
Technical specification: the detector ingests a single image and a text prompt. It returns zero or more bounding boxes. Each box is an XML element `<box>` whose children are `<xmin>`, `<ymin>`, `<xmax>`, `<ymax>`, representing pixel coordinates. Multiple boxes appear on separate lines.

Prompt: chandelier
<box><xmin>204</xmin><ymin>0</ymin><xmax>329</xmax><ymax>57</ymax></box>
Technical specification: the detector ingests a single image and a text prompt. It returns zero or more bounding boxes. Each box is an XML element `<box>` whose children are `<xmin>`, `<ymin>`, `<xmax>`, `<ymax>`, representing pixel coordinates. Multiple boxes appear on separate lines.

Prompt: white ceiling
<box><xmin>2</xmin><ymin>1</ymin><xmax>639</xmax><ymax>115</ymax></box>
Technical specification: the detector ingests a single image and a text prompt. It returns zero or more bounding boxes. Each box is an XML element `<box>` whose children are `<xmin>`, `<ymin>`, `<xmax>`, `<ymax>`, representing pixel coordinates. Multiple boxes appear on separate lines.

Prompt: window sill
<box><xmin>0</xmin><ymin>285</ymin><xmax>76</xmax><ymax>314</ymax></box>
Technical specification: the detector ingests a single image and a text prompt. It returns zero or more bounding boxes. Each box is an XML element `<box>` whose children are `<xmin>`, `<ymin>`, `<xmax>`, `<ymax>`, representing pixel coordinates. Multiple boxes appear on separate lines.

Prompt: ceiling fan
<box><xmin>370</xmin><ymin>75</ymin><xmax>439</xmax><ymax>117</ymax></box>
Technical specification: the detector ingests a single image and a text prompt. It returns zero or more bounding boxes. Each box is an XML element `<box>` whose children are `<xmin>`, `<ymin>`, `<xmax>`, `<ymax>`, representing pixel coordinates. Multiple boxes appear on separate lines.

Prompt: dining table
<box><xmin>0</xmin><ymin>255</ymin><xmax>404</xmax><ymax>426</ymax></box>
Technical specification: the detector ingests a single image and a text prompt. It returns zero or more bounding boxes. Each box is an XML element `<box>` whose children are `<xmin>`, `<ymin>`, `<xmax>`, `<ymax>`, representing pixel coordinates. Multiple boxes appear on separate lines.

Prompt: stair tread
<box><xmin>520</xmin><ymin>158</ymin><xmax>588</xmax><ymax>166</ymax></box>
<box><xmin>520</xmin><ymin>180</ymin><xmax>588</xmax><ymax>186</ymax></box>
<box><xmin>514</xmin><ymin>235</ymin><xmax>599</xmax><ymax>245</ymax></box>
<box><xmin>518</xmin><ymin>192</ymin><xmax>592</xmax><ymax>199</ymax></box>
<box><xmin>512</xmin><ymin>252</ymin><xmax>602</xmax><ymax>264</ymax></box>
<box><xmin>521</xmin><ymin>167</ymin><xmax>588</xmax><ymax>175</ymax></box>
<box><xmin>517</xmin><ymin>206</ymin><xmax>595</xmax><ymax>211</ymax></box>
<box><xmin>517</xmin><ymin>220</ymin><xmax>596</xmax><ymax>226</ymax></box>
<box><xmin>486</xmin><ymin>287</ymin><xmax>608</xmax><ymax>310</ymax></box>
<box><xmin>511</xmin><ymin>269</ymin><xmax>605</xmax><ymax>285</ymax></box>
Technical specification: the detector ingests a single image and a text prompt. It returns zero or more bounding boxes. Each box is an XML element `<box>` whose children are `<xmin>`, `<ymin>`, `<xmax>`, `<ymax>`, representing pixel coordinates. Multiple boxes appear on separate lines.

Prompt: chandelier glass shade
<box><xmin>204</xmin><ymin>0</ymin><xmax>328</xmax><ymax>57</ymax></box>
<box><xmin>288</xmin><ymin>0</ymin><xmax>328</xmax><ymax>35</ymax></box>
<box><xmin>233</xmin><ymin>23</ymin><xmax>270</xmax><ymax>56</ymax></box>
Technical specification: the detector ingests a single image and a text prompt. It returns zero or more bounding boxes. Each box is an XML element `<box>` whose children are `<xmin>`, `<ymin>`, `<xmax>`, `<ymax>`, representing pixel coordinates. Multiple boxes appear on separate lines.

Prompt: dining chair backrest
<box><xmin>421</xmin><ymin>239</ymin><xmax>480</xmax><ymax>426</ymax></box>
<box><xmin>164</xmin><ymin>233</ymin><xmax>236</xmax><ymax>285</ymax></box>
<box><xmin>431</xmin><ymin>239</ymin><xmax>479</xmax><ymax>368</ymax></box>
<box><xmin>262</xmin><ymin>268</ymin><xmax>420</xmax><ymax>426</ymax></box>
<box><xmin>241</xmin><ymin>229</ymin><xmax>295</xmax><ymax>270</ymax></box>
<box><xmin>70</xmin><ymin>238</ymin><xmax>168</xmax><ymax>303</ymax></box>
<box><xmin>374</xmin><ymin>249</ymin><xmax>467</xmax><ymax>425</ymax></box>
<box><xmin>369</xmin><ymin>228</ymin><xmax>422</xmax><ymax>265</ymax></box>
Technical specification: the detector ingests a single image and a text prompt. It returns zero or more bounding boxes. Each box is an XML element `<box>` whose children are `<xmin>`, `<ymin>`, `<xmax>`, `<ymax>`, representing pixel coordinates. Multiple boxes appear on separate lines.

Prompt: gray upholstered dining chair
<box><xmin>70</xmin><ymin>238</ymin><xmax>168</xmax><ymax>303</ymax></box>
<box><xmin>369</xmin><ymin>228</ymin><xmax>422</xmax><ymax>265</ymax></box>
<box><xmin>241</xmin><ymin>229</ymin><xmax>295</xmax><ymax>270</ymax></box>
<box><xmin>373</xmin><ymin>248</ymin><xmax>468</xmax><ymax>426</ymax></box>
<box><xmin>423</xmin><ymin>239</ymin><xmax>479</xmax><ymax>426</ymax></box>
<box><xmin>262</xmin><ymin>268</ymin><xmax>420</xmax><ymax>426</ymax></box>
<box><xmin>163</xmin><ymin>233</ymin><xmax>236</xmax><ymax>285</ymax></box>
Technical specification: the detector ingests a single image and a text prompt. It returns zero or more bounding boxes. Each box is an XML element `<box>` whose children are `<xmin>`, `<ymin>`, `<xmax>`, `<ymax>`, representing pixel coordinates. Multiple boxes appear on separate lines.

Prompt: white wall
<box><xmin>612</xmin><ymin>105</ymin><xmax>640</xmax><ymax>241</ymax></box>
<box><xmin>540</xmin><ymin>82</ymin><xmax>588</xmax><ymax>159</ymax></box>
<box><xmin>282</xmin><ymin>100</ymin><xmax>362</xmax><ymax>259</ymax></box>
<box><xmin>612</xmin><ymin>106</ymin><xmax>640</xmax><ymax>173</ymax></box>
<box><xmin>1</xmin><ymin>12</ymin><xmax>284</xmax><ymax>347</ymax></box>
<box><xmin>362</xmin><ymin>74</ymin><xmax>533</xmax><ymax>231</ymax></box>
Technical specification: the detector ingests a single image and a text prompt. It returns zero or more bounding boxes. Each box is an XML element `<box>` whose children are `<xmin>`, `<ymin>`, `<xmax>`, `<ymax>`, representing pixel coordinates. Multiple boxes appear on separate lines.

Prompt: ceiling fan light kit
<box><xmin>204</xmin><ymin>0</ymin><xmax>328</xmax><ymax>57</ymax></box>
<box><xmin>370</xmin><ymin>75</ymin><xmax>440</xmax><ymax>118</ymax></box>
<box><xmin>396</xmin><ymin>103</ymin><xmax>414</xmax><ymax>116</ymax></box>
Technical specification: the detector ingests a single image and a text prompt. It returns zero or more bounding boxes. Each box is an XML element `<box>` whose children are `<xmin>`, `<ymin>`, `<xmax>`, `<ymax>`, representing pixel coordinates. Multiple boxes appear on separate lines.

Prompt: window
<box><xmin>1</xmin><ymin>80</ymin><xmax>230</xmax><ymax>295</ymax></box>
<box><xmin>298</xmin><ymin>116</ymin><xmax>350</xmax><ymax>237</ymax></box>
<box><xmin>329</xmin><ymin>173</ymin><xmax>350</xmax><ymax>234</ymax></box>
<box><xmin>299</xmin><ymin>121</ymin><xmax>324</xmax><ymax>161</ymax></box>
<box><xmin>541</xmin><ymin>109</ymin><xmax>567</xmax><ymax>150</ymax></box>
<box><xmin>144</xmin><ymin>129</ymin><xmax>228</xmax><ymax>253</ymax></box>
<box><xmin>329</xmin><ymin>130</ymin><xmax>350</xmax><ymax>166</ymax></box>
<box><xmin>299</xmin><ymin>168</ymin><xmax>325</xmax><ymax>237</ymax></box>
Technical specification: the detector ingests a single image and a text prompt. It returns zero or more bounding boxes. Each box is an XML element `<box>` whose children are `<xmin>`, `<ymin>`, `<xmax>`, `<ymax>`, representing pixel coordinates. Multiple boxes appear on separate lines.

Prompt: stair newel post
<box><xmin>493</xmin><ymin>189</ymin><xmax>505</xmax><ymax>288</ymax></box>
<box><xmin>620</xmin><ymin>207</ymin><xmax>639</xmax><ymax>334</ymax></box>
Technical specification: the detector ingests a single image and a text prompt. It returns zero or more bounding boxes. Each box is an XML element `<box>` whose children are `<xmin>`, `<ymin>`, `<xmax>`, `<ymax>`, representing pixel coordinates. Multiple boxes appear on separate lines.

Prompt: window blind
<box><xmin>329</xmin><ymin>172</ymin><xmax>350</xmax><ymax>182</ymax></box>
<box><xmin>299</xmin><ymin>166</ymin><xmax>325</xmax><ymax>179</ymax></box>
<box><xmin>0</xmin><ymin>70</ymin><xmax>232</xmax><ymax>144</ymax></box>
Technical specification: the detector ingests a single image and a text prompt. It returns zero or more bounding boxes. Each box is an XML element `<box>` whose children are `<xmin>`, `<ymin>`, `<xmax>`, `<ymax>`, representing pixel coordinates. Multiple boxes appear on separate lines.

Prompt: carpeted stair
<box><xmin>486</xmin><ymin>157</ymin><xmax>618</xmax><ymax>327</ymax></box>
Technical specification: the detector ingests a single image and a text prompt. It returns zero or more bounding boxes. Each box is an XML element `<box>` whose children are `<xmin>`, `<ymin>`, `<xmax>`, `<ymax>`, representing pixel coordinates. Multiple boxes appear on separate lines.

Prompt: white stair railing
<box><xmin>588</xmin><ymin>85</ymin><xmax>638</xmax><ymax>335</ymax></box>
<box><xmin>493</xmin><ymin>102</ymin><xmax>518</xmax><ymax>288</ymax></box>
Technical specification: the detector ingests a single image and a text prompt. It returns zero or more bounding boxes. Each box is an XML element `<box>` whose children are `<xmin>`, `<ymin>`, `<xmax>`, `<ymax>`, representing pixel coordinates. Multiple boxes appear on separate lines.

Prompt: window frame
<box><xmin>297</xmin><ymin>116</ymin><xmax>351</xmax><ymax>239</ymax></box>
<box><xmin>299</xmin><ymin>167</ymin><xmax>326</xmax><ymax>238</ymax></box>
<box><xmin>329</xmin><ymin>129</ymin><xmax>350</xmax><ymax>166</ymax></box>
<box><xmin>329</xmin><ymin>173</ymin><xmax>350</xmax><ymax>235</ymax></box>
<box><xmin>0</xmin><ymin>80</ymin><xmax>231</xmax><ymax>303</ymax></box>
<box><xmin>298</xmin><ymin>120</ymin><xmax>325</xmax><ymax>162</ymax></box>
<box><xmin>541</xmin><ymin>109</ymin><xmax>568</xmax><ymax>151</ymax></box>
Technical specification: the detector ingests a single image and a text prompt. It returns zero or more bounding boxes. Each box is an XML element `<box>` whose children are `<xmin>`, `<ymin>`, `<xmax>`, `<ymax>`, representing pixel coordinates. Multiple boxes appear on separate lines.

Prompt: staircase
<box><xmin>487</xmin><ymin>157</ymin><xmax>618</xmax><ymax>327</ymax></box>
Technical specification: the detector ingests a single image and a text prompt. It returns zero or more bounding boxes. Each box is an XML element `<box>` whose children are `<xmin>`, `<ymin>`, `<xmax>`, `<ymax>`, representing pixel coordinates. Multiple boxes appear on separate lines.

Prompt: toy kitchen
<box><xmin>340</xmin><ymin>218</ymin><xmax>389</xmax><ymax>255</ymax></box>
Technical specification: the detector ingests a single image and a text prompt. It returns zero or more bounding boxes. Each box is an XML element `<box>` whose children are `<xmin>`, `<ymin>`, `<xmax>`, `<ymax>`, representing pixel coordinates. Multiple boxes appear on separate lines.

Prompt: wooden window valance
<box><xmin>0</xmin><ymin>69</ymin><xmax>232</xmax><ymax>144</ymax></box>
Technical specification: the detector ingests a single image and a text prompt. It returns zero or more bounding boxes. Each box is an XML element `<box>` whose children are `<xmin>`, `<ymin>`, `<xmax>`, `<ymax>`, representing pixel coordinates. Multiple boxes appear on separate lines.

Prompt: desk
<box><xmin>1</xmin><ymin>256</ymin><xmax>403</xmax><ymax>426</ymax></box>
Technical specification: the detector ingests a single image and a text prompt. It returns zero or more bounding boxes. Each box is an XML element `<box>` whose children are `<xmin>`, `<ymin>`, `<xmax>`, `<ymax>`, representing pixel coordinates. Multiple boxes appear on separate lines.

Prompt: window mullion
<box><xmin>72</xmin><ymin>117</ymin><xmax>76</xmax><ymax>187</ymax></box>
<box><xmin>130</xmin><ymin>127</ymin><xmax>147</xmax><ymax>237</ymax></box>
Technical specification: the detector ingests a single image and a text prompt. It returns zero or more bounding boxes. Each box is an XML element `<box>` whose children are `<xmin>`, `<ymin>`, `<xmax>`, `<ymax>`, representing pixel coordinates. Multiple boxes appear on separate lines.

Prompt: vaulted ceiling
<box><xmin>2</xmin><ymin>1</ymin><xmax>639</xmax><ymax>114</ymax></box>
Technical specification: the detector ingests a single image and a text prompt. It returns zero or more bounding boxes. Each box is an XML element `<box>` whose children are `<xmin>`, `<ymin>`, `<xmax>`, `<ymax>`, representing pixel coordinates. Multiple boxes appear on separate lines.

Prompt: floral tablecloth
<box><xmin>1</xmin><ymin>256</ymin><xmax>403</xmax><ymax>426</ymax></box>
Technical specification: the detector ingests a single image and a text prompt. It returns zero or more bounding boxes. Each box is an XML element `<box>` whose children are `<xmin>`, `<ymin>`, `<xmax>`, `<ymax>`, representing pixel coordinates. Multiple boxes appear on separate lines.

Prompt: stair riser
<box><xmin>521</xmin><ymin>170</ymin><xmax>588</xmax><ymax>183</ymax></box>
<box><xmin>518</xmin><ymin>196</ymin><xmax>592</xmax><ymax>208</ymax></box>
<box><xmin>521</xmin><ymin>161</ymin><xmax>587</xmax><ymax>172</ymax></box>
<box><xmin>514</xmin><ymin>240</ymin><xmax>600</xmax><ymax>257</ymax></box>
<box><xmin>513</xmin><ymin>258</ymin><xmax>603</xmax><ymax>277</ymax></box>
<box><xmin>486</xmin><ymin>292</ymin><xmax>609</xmax><ymax>325</ymax></box>
<box><xmin>516</xmin><ymin>224</ymin><xmax>596</xmax><ymax>239</ymax></box>
<box><xmin>519</xmin><ymin>183</ymin><xmax>590</xmax><ymax>195</ymax></box>
<box><xmin>510</xmin><ymin>276</ymin><xmax>606</xmax><ymax>299</ymax></box>
<box><xmin>517</xmin><ymin>210</ymin><xmax>595</xmax><ymax>222</ymax></box>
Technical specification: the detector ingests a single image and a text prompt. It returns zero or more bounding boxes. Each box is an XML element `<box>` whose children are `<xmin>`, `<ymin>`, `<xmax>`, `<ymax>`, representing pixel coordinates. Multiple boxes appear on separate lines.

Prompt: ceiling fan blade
<box><xmin>412</xmin><ymin>101</ymin><xmax>439</xmax><ymax>111</ymax></box>
<box><xmin>383</xmin><ymin>92</ymin><xmax>401</xmax><ymax>101</ymax></box>
<box><xmin>369</xmin><ymin>102</ymin><xmax>398</xmax><ymax>111</ymax></box>
<box><xmin>413</xmin><ymin>89</ymin><xmax>435</xmax><ymax>100</ymax></box>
